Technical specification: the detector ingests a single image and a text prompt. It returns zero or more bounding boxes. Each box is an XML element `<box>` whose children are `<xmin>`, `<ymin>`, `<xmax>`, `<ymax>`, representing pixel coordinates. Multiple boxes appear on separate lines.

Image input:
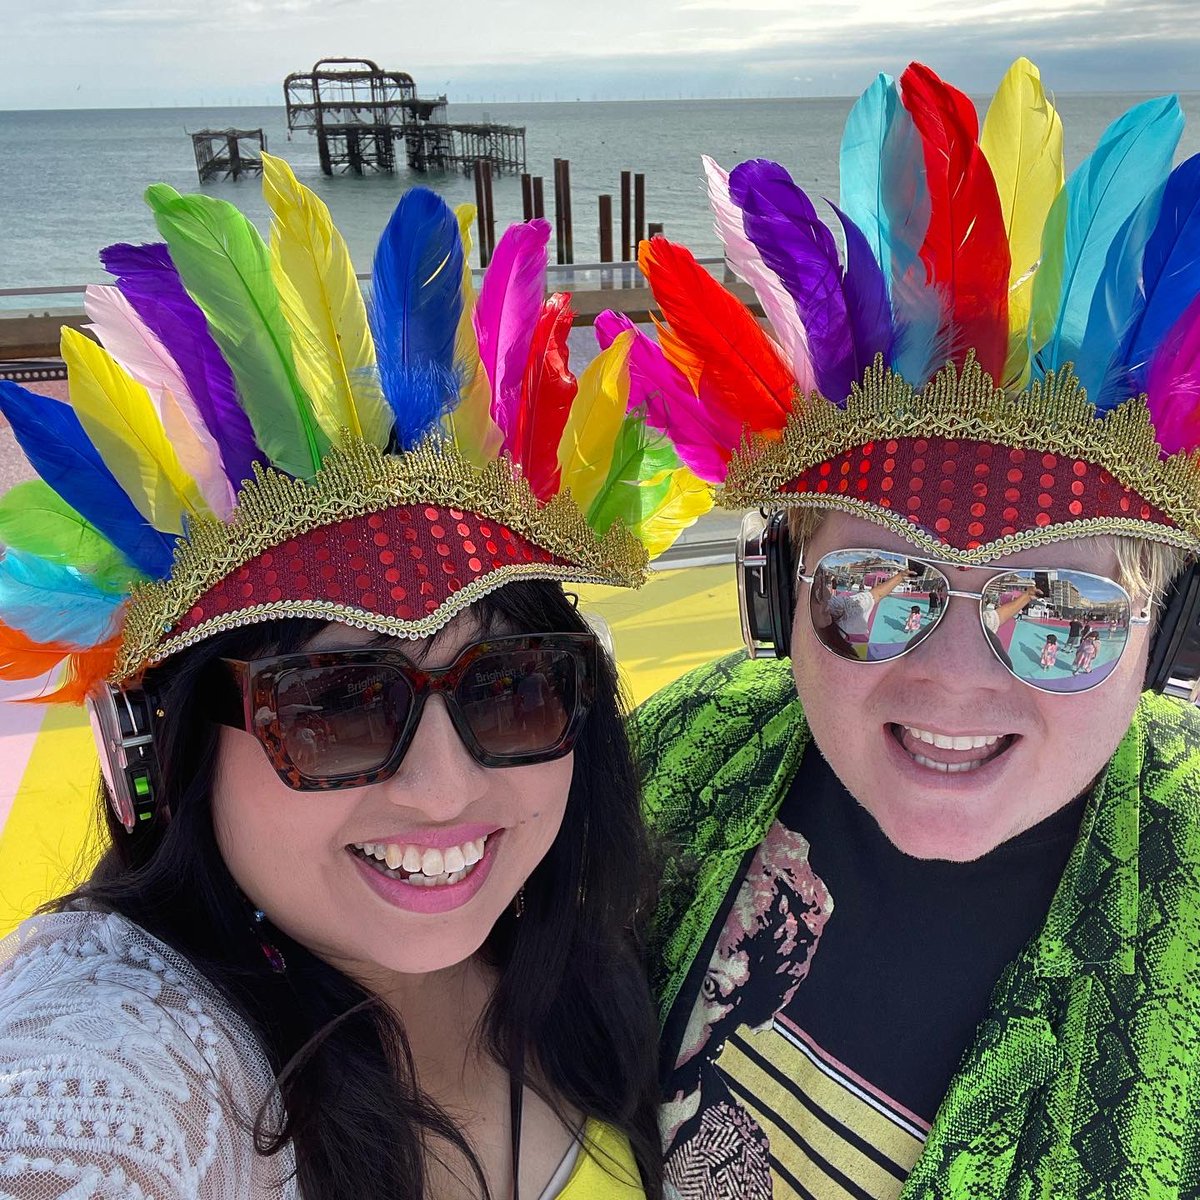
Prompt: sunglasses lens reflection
<box><xmin>809</xmin><ymin>551</ymin><xmax>947</xmax><ymax>662</ymax></box>
<box><xmin>807</xmin><ymin>552</ymin><xmax>1132</xmax><ymax>692</ymax></box>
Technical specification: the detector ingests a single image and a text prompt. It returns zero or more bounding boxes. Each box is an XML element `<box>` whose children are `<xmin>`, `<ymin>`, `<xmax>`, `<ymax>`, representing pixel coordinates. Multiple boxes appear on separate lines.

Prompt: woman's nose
<box><xmin>378</xmin><ymin>694</ymin><xmax>488</xmax><ymax>817</ymax></box>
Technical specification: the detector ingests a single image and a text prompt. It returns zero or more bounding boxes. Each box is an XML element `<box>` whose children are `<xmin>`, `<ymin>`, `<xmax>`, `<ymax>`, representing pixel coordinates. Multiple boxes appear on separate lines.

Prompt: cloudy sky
<box><xmin>1</xmin><ymin>0</ymin><xmax>1198</xmax><ymax>109</ymax></box>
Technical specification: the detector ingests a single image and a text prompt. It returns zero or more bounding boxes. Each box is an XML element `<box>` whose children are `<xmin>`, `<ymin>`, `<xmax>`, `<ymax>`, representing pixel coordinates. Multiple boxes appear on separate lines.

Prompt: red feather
<box><xmin>900</xmin><ymin>62</ymin><xmax>1010</xmax><ymax>382</ymax></box>
<box><xmin>0</xmin><ymin>619</ymin><xmax>118</xmax><ymax>705</ymax></box>
<box><xmin>638</xmin><ymin>237</ymin><xmax>795</xmax><ymax>435</ymax></box>
<box><xmin>513</xmin><ymin>293</ymin><xmax>578</xmax><ymax>499</ymax></box>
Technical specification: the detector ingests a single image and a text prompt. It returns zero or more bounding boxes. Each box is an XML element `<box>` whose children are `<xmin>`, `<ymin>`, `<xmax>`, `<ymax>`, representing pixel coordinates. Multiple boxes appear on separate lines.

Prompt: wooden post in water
<box><xmin>648</xmin><ymin>221</ymin><xmax>663</xmax><ymax>239</ymax></box>
<box><xmin>532</xmin><ymin>176</ymin><xmax>545</xmax><ymax>219</ymax></box>
<box><xmin>521</xmin><ymin>173</ymin><xmax>533</xmax><ymax>222</ymax></box>
<box><xmin>473</xmin><ymin>161</ymin><xmax>490</xmax><ymax>267</ymax></box>
<box><xmin>481</xmin><ymin>162</ymin><xmax>497</xmax><ymax>260</ymax></box>
<box><xmin>560</xmin><ymin>159</ymin><xmax>574</xmax><ymax>264</ymax></box>
<box><xmin>599</xmin><ymin>195</ymin><xmax>614</xmax><ymax>263</ymax></box>
<box><xmin>620</xmin><ymin>171</ymin><xmax>632</xmax><ymax>261</ymax></box>
<box><xmin>634</xmin><ymin>174</ymin><xmax>646</xmax><ymax>250</ymax></box>
<box><xmin>553</xmin><ymin>159</ymin><xmax>566</xmax><ymax>265</ymax></box>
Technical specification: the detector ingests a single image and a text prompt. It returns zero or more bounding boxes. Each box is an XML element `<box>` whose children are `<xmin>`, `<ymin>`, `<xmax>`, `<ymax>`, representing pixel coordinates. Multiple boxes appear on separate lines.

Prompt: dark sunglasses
<box><xmin>798</xmin><ymin>548</ymin><xmax>1151</xmax><ymax>694</ymax></box>
<box><xmin>210</xmin><ymin>633</ymin><xmax>597</xmax><ymax>791</ymax></box>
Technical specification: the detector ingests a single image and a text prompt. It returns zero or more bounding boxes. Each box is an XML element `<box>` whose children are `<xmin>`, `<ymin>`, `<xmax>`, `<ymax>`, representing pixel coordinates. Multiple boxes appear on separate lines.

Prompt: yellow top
<box><xmin>559</xmin><ymin>1119</ymin><xmax>645</xmax><ymax>1198</ymax></box>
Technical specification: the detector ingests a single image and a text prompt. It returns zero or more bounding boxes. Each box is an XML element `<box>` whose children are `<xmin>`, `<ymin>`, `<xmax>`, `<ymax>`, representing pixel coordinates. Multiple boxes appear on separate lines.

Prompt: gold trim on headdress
<box><xmin>115</xmin><ymin>436</ymin><xmax>648</xmax><ymax>681</ymax></box>
<box><xmin>718</xmin><ymin>354</ymin><xmax>1200</xmax><ymax>552</ymax></box>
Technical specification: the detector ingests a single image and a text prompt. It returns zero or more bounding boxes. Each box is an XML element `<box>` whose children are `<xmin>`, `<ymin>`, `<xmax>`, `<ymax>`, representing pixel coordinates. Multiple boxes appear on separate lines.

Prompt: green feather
<box><xmin>145</xmin><ymin>184</ymin><xmax>328</xmax><ymax>479</ymax></box>
<box><xmin>0</xmin><ymin>481</ymin><xmax>144</xmax><ymax>594</ymax></box>
<box><xmin>585</xmin><ymin>413</ymin><xmax>683</xmax><ymax>536</ymax></box>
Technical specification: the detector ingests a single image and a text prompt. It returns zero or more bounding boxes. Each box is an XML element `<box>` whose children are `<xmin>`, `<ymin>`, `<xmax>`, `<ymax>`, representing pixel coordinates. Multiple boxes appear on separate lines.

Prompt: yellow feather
<box><xmin>261</xmin><ymin>152</ymin><xmax>391</xmax><ymax>447</ymax></box>
<box><xmin>630</xmin><ymin>465</ymin><xmax>714</xmax><ymax>559</ymax></box>
<box><xmin>447</xmin><ymin>203</ymin><xmax>503</xmax><ymax>466</ymax></box>
<box><xmin>980</xmin><ymin>58</ymin><xmax>1065</xmax><ymax>389</ymax></box>
<box><xmin>60</xmin><ymin>327</ymin><xmax>209</xmax><ymax>532</ymax></box>
<box><xmin>557</xmin><ymin>332</ymin><xmax>632</xmax><ymax>512</ymax></box>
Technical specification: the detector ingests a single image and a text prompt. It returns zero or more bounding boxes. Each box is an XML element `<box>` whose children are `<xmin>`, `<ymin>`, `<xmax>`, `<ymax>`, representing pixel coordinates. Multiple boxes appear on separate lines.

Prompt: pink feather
<box><xmin>1146</xmin><ymin>290</ymin><xmax>1200</xmax><ymax>456</ymax></box>
<box><xmin>702</xmin><ymin>156</ymin><xmax>816</xmax><ymax>396</ymax></box>
<box><xmin>84</xmin><ymin>285</ymin><xmax>235</xmax><ymax>516</ymax></box>
<box><xmin>595</xmin><ymin>310</ymin><xmax>741</xmax><ymax>483</ymax></box>
<box><xmin>473</xmin><ymin>220</ymin><xmax>551</xmax><ymax>443</ymax></box>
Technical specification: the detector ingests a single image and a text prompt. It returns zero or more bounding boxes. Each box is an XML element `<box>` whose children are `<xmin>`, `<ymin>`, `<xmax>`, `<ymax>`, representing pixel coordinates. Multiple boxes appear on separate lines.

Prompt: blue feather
<box><xmin>370</xmin><ymin>188</ymin><xmax>465</xmax><ymax>449</ymax></box>
<box><xmin>1115</xmin><ymin>154</ymin><xmax>1200</xmax><ymax>397</ymax></box>
<box><xmin>1032</xmin><ymin>94</ymin><xmax>1182</xmax><ymax>379</ymax></box>
<box><xmin>0</xmin><ymin>549</ymin><xmax>124</xmax><ymax>648</ymax></box>
<box><xmin>839</xmin><ymin>73</ymin><xmax>899</xmax><ymax>288</ymax></box>
<box><xmin>0</xmin><ymin>381</ymin><xmax>176</xmax><ymax>577</ymax></box>
<box><xmin>1079</xmin><ymin>185</ymin><xmax>1166</xmax><ymax>406</ymax></box>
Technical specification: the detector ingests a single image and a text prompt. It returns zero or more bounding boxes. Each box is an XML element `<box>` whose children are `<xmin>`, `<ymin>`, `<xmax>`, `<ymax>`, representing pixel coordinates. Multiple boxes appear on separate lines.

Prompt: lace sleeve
<box><xmin>0</xmin><ymin>912</ymin><xmax>296</xmax><ymax>1200</ymax></box>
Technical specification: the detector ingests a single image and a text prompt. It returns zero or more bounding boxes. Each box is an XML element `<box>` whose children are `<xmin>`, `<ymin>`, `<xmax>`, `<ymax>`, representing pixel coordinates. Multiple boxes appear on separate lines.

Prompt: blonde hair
<box><xmin>784</xmin><ymin>508</ymin><xmax>1193</xmax><ymax>610</ymax></box>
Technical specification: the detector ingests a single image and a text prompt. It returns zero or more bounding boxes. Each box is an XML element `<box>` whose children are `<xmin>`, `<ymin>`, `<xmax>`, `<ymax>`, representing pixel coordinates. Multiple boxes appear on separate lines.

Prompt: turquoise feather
<box><xmin>0</xmin><ymin>549</ymin><xmax>124</xmax><ymax>648</ymax></box>
<box><xmin>1031</xmin><ymin>95</ymin><xmax>1182</xmax><ymax>381</ymax></box>
<box><xmin>840</xmin><ymin>74</ymin><xmax>899</xmax><ymax>291</ymax></box>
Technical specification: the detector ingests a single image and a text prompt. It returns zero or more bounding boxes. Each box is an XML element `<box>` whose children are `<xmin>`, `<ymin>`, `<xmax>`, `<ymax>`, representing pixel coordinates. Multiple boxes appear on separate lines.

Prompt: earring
<box><xmin>252</xmin><ymin>908</ymin><xmax>287</xmax><ymax>974</ymax></box>
<box><xmin>512</xmin><ymin>887</ymin><xmax>526</xmax><ymax>920</ymax></box>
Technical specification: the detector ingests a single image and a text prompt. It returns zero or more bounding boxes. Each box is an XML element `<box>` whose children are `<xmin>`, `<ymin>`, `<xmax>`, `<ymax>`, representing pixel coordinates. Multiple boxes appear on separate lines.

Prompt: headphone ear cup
<box><xmin>1145</xmin><ymin>564</ymin><xmax>1200</xmax><ymax>695</ymax></box>
<box><xmin>764</xmin><ymin>511</ymin><xmax>796</xmax><ymax>660</ymax></box>
<box><xmin>85</xmin><ymin>684</ymin><xmax>161</xmax><ymax>833</ymax></box>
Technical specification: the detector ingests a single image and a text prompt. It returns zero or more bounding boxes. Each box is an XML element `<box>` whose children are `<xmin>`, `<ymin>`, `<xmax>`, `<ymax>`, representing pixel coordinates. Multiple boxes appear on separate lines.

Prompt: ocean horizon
<box><xmin>4</xmin><ymin>93</ymin><xmax>1200</xmax><ymax>291</ymax></box>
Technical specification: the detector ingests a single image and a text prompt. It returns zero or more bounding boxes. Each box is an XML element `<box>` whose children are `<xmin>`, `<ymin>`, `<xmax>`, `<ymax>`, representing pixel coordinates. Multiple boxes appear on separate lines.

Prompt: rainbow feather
<box><xmin>262</xmin><ymin>152</ymin><xmax>392</xmax><ymax>449</ymax></box>
<box><xmin>0</xmin><ymin>549</ymin><xmax>123</xmax><ymax>648</ymax></box>
<box><xmin>84</xmin><ymin>284</ymin><xmax>235</xmax><ymax>517</ymax></box>
<box><xmin>979</xmin><ymin>57</ymin><xmax>1064</xmax><ymax>389</ymax></box>
<box><xmin>370</xmin><ymin>187</ymin><xmax>464</xmax><ymax>449</ymax></box>
<box><xmin>474</xmin><ymin>220</ymin><xmax>551</xmax><ymax>444</ymax></box>
<box><xmin>0</xmin><ymin>381</ymin><xmax>175</xmax><ymax>577</ymax></box>
<box><xmin>594</xmin><ymin>311</ymin><xmax>738</xmax><ymax>483</ymax></box>
<box><xmin>60</xmin><ymin>327</ymin><xmax>210</xmax><ymax>534</ymax></box>
<box><xmin>146</xmin><ymin>184</ymin><xmax>327</xmax><ymax>479</ymax></box>
<box><xmin>99</xmin><ymin>241</ymin><xmax>264</xmax><ymax>490</ymax></box>
<box><xmin>557</xmin><ymin>331</ymin><xmax>633</xmax><ymax>512</ymax></box>
<box><xmin>448</xmin><ymin>204</ymin><xmax>503</xmax><ymax>466</ymax></box>
<box><xmin>1030</xmin><ymin>95</ymin><xmax>1182</xmax><ymax>378</ymax></box>
<box><xmin>702</xmin><ymin>155</ymin><xmax>815</xmax><ymax>393</ymax></box>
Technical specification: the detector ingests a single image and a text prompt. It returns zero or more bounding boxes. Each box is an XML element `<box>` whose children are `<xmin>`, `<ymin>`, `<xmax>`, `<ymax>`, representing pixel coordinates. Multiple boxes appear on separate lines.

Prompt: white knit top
<box><xmin>0</xmin><ymin>909</ymin><xmax>298</xmax><ymax>1198</ymax></box>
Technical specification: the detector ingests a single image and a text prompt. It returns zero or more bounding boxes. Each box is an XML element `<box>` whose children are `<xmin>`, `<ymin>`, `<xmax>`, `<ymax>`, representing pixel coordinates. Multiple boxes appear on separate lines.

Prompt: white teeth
<box><xmin>351</xmin><ymin>833</ymin><xmax>492</xmax><ymax>886</ymax></box>
<box><xmin>903</xmin><ymin>726</ymin><xmax>1003</xmax><ymax>751</ymax></box>
<box><xmin>912</xmin><ymin>753</ymin><xmax>986</xmax><ymax>774</ymax></box>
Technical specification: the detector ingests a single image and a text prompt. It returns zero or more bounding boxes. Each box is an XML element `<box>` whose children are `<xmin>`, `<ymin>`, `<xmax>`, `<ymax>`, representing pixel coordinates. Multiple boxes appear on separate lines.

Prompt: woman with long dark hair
<box><xmin>0</xmin><ymin>161</ymin><xmax>707</xmax><ymax>1197</ymax></box>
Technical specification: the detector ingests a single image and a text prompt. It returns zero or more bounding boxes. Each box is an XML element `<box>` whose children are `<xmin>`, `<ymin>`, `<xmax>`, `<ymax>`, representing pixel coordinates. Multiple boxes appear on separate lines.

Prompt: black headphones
<box><xmin>736</xmin><ymin>509</ymin><xmax>1200</xmax><ymax>699</ymax></box>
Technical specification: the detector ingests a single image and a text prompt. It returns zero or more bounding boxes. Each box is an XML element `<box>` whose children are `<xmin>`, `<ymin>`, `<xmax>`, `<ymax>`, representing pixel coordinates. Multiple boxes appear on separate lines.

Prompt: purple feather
<box><xmin>831</xmin><ymin>204</ymin><xmax>894</xmax><ymax>374</ymax></box>
<box><xmin>729</xmin><ymin>160</ymin><xmax>857</xmax><ymax>403</ymax></box>
<box><xmin>100</xmin><ymin>242</ymin><xmax>264</xmax><ymax>489</ymax></box>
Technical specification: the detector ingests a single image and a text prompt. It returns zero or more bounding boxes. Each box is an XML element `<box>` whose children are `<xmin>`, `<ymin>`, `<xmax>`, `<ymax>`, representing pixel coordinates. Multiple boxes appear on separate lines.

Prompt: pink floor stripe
<box><xmin>0</xmin><ymin>677</ymin><xmax>52</xmax><ymax>834</ymax></box>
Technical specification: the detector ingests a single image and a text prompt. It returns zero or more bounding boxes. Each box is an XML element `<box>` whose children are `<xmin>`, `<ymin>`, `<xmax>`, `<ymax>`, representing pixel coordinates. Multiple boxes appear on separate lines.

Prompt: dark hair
<box><xmin>54</xmin><ymin>581</ymin><xmax>663</xmax><ymax>1199</ymax></box>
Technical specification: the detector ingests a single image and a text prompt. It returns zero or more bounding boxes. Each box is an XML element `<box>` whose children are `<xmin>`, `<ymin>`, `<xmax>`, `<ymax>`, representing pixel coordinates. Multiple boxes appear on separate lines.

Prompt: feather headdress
<box><xmin>633</xmin><ymin>59</ymin><xmax>1200</xmax><ymax>562</ymax></box>
<box><xmin>0</xmin><ymin>154</ymin><xmax>710</xmax><ymax>700</ymax></box>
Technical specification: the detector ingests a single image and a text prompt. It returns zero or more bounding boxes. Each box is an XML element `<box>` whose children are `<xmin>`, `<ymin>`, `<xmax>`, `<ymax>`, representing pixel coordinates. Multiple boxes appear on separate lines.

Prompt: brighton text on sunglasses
<box><xmin>787</xmin><ymin>512</ymin><xmax>1155</xmax><ymax>860</ymax></box>
<box><xmin>209</xmin><ymin>622</ymin><xmax>584</xmax><ymax>964</ymax></box>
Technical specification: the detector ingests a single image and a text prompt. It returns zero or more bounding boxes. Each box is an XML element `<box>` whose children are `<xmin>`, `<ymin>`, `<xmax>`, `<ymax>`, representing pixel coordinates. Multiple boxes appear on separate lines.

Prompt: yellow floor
<box><xmin>0</xmin><ymin>563</ymin><xmax>741</xmax><ymax>937</ymax></box>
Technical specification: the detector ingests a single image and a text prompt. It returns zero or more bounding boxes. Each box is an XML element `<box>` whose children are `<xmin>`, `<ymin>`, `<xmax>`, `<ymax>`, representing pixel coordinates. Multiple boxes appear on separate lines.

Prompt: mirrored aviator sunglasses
<box><xmin>799</xmin><ymin>549</ymin><xmax>1151</xmax><ymax>694</ymax></box>
<box><xmin>209</xmin><ymin>633</ymin><xmax>597</xmax><ymax>791</ymax></box>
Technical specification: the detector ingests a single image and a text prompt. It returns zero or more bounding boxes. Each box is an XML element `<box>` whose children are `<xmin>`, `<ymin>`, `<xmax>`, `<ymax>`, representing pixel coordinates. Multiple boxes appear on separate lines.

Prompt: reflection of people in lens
<box><xmin>1067</xmin><ymin>618</ymin><xmax>1083</xmax><ymax>646</ymax></box>
<box><xmin>1073</xmin><ymin>631</ymin><xmax>1100</xmax><ymax>675</ymax></box>
<box><xmin>982</xmin><ymin>584</ymin><xmax>1041</xmax><ymax>668</ymax></box>
<box><xmin>905</xmin><ymin>605</ymin><xmax>923</xmax><ymax>634</ymax></box>
<box><xmin>821</xmin><ymin>565</ymin><xmax>911</xmax><ymax>644</ymax></box>
<box><xmin>1040</xmin><ymin>634</ymin><xmax>1059</xmax><ymax>671</ymax></box>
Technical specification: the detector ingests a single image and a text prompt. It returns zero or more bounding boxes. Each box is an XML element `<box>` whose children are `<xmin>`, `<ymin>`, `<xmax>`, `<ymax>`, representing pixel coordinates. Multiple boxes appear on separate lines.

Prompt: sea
<box><xmin>3</xmin><ymin>94</ymin><xmax>1200</xmax><ymax>295</ymax></box>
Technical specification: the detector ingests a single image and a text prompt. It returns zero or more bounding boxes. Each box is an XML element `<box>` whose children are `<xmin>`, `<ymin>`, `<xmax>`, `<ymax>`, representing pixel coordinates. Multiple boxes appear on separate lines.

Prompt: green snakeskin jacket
<box><xmin>633</xmin><ymin>652</ymin><xmax>1200</xmax><ymax>1200</ymax></box>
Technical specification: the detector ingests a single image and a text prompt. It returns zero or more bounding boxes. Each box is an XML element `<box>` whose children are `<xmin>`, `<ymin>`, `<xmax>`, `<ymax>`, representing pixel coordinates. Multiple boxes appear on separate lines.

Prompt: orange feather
<box><xmin>0</xmin><ymin>619</ymin><xmax>119</xmax><ymax>704</ymax></box>
<box><xmin>638</xmin><ymin>237</ymin><xmax>795</xmax><ymax>435</ymax></box>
